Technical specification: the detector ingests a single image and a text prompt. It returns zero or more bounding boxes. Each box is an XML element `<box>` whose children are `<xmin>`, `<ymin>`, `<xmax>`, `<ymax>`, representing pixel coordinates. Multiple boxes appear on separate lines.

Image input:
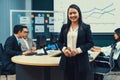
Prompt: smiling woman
<box><xmin>68</xmin><ymin>8</ymin><xmax>79</xmax><ymax>24</ymax></box>
<box><xmin>58</xmin><ymin>4</ymin><xmax>94</xmax><ymax>80</ymax></box>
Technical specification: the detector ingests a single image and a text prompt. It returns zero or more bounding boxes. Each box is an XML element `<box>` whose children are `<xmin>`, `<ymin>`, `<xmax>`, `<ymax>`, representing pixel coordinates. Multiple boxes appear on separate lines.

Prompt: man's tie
<box><xmin>17</xmin><ymin>39</ymin><xmax>21</xmax><ymax>46</ymax></box>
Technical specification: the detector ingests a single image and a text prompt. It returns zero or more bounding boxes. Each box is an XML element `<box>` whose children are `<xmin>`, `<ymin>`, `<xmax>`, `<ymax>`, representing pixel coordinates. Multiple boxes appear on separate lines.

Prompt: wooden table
<box><xmin>12</xmin><ymin>50</ymin><xmax>100</xmax><ymax>80</ymax></box>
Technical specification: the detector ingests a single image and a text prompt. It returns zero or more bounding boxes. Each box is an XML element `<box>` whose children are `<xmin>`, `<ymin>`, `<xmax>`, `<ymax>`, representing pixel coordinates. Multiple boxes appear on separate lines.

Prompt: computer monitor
<box><xmin>49</xmin><ymin>32</ymin><xmax>59</xmax><ymax>50</ymax></box>
<box><xmin>36</xmin><ymin>33</ymin><xmax>46</xmax><ymax>49</ymax></box>
<box><xmin>50</xmin><ymin>32</ymin><xmax>59</xmax><ymax>44</ymax></box>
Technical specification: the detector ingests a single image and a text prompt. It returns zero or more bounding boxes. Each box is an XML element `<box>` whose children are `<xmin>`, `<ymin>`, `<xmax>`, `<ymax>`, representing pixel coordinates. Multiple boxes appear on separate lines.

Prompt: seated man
<box><xmin>3</xmin><ymin>25</ymin><xmax>32</xmax><ymax>74</ymax></box>
<box><xmin>20</xmin><ymin>27</ymin><xmax>36</xmax><ymax>52</ymax></box>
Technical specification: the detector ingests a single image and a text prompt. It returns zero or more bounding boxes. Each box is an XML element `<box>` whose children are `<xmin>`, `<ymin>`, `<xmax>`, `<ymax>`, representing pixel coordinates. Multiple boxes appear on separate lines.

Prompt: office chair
<box><xmin>94</xmin><ymin>53</ymin><xmax>114</xmax><ymax>74</ymax></box>
<box><xmin>94</xmin><ymin>44</ymin><xmax>120</xmax><ymax>80</ymax></box>
<box><xmin>0</xmin><ymin>43</ymin><xmax>15</xmax><ymax>80</ymax></box>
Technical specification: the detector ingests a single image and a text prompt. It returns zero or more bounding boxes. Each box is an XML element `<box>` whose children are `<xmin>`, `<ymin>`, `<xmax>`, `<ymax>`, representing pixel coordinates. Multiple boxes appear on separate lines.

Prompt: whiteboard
<box><xmin>54</xmin><ymin>0</ymin><xmax>120</xmax><ymax>33</ymax></box>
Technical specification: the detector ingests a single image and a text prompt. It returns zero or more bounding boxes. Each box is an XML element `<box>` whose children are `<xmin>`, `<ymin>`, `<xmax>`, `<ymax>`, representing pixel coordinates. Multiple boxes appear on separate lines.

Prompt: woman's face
<box><xmin>114</xmin><ymin>33</ymin><xmax>119</xmax><ymax>40</ymax></box>
<box><xmin>68</xmin><ymin>8</ymin><xmax>79</xmax><ymax>23</ymax></box>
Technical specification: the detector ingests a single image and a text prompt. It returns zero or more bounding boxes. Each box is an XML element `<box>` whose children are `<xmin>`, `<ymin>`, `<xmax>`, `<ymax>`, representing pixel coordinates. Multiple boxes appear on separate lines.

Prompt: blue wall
<box><xmin>92</xmin><ymin>34</ymin><xmax>114</xmax><ymax>47</ymax></box>
<box><xmin>0</xmin><ymin>0</ymin><xmax>25</xmax><ymax>45</ymax></box>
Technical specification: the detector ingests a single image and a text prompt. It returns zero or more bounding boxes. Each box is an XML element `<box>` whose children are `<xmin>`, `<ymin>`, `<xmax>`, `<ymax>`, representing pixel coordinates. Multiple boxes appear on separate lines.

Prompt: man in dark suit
<box><xmin>3</xmin><ymin>25</ymin><xmax>32</xmax><ymax>74</ymax></box>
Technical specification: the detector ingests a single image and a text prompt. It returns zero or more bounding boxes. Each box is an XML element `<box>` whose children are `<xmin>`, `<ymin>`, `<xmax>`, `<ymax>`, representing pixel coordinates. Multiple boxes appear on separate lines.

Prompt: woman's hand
<box><xmin>63</xmin><ymin>47</ymin><xmax>72</xmax><ymax>57</ymax></box>
<box><xmin>71</xmin><ymin>49</ymin><xmax>79</xmax><ymax>56</ymax></box>
<box><xmin>64</xmin><ymin>48</ymin><xmax>80</xmax><ymax>57</ymax></box>
<box><xmin>90</xmin><ymin>47</ymin><xmax>101</xmax><ymax>52</ymax></box>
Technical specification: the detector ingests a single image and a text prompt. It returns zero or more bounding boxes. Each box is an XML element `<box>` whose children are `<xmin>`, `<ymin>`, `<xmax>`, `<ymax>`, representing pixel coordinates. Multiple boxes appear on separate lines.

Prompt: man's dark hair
<box><xmin>13</xmin><ymin>25</ymin><xmax>27</xmax><ymax>34</ymax></box>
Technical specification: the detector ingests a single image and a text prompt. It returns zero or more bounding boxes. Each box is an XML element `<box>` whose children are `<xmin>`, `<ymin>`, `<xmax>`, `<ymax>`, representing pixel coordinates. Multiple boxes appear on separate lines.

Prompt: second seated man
<box><xmin>20</xmin><ymin>26</ymin><xmax>36</xmax><ymax>52</ymax></box>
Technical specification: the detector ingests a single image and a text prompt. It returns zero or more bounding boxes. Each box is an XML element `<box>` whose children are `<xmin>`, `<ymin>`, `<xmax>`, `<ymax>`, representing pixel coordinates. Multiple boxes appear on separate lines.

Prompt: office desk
<box><xmin>11</xmin><ymin>50</ymin><xmax>100</xmax><ymax>80</ymax></box>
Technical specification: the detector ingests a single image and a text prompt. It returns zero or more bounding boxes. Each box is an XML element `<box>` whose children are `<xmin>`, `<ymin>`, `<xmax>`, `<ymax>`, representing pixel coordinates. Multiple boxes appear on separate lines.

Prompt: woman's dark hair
<box><xmin>114</xmin><ymin>28</ymin><xmax>120</xmax><ymax>41</ymax></box>
<box><xmin>13</xmin><ymin>25</ymin><xmax>27</xmax><ymax>34</ymax></box>
<box><xmin>66</xmin><ymin>4</ymin><xmax>83</xmax><ymax>30</ymax></box>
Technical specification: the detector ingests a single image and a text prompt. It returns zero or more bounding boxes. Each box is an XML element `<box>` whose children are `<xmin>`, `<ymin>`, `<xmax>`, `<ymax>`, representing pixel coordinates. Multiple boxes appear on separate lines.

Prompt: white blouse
<box><xmin>62</xmin><ymin>26</ymin><xmax>82</xmax><ymax>54</ymax></box>
<box><xmin>67</xmin><ymin>26</ymin><xmax>78</xmax><ymax>50</ymax></box>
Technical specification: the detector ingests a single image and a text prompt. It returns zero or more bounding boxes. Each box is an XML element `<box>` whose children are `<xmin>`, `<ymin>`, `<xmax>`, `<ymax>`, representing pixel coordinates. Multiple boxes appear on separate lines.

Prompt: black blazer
<box><xmin>58</xmin><ymin>23</ymin><xmax>94</xmax><ymax>72</ymax></box>
<box><xmin>2</xmin><ymin>35</ymin><xmax>22</xmax><ymax>72</ymax></box>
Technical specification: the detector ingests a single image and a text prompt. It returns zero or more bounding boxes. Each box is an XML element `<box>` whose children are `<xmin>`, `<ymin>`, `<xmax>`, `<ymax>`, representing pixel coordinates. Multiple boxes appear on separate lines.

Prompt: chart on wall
<box><xmin>54</xmin><ymin>0</ymin><xmax>120</xmax><ymax>33</ymax></box>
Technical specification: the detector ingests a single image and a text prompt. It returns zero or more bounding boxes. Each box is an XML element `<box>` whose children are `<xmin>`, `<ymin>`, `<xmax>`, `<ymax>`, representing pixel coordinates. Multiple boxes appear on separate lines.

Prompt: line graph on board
<box><xmin>81</xmin><ymin>2</ymin><xmax>116</xmax><ymax>33</ymax></box>
<box><xmin>54</xmin><ymin>0</ymin><xmax>118</xmax><ymax>33</ymax></box>
<box><xmin>83</xmin><ymin>3</ymin><xmax>115</xmax><ymax>19</ymax></box>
